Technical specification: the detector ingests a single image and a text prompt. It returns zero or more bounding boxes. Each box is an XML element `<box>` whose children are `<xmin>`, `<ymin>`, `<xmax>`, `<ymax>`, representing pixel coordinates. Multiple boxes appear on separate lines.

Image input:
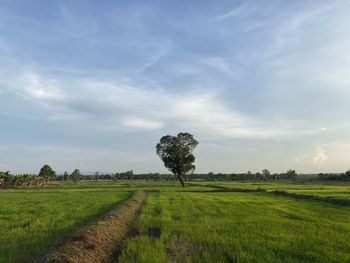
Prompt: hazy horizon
<box><xmin>1</xmin><ymin>0</ymin><xmax>350</xmax><ymax>174</ymax></box>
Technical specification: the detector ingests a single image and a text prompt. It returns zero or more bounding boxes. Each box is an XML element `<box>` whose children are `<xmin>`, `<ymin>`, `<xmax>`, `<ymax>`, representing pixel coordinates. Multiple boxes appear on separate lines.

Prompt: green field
<box><xmin>0</xmin><ymin>187</ymin><xmax>132</xmax><ymax>262</ymax></box>
<box><xmin>193</xmin><ymin>181</ymin><xmax>350</xmax><ymax>200</ymax></box>
<box><xmin>118</xmin><ymin>190</ymin><xmax>350</xmax><ymax>263</ymax></box>
<box><xmin>1</xmin><ymin>180</ymin><xmax>350</xmax><ymax>262</ymax></box>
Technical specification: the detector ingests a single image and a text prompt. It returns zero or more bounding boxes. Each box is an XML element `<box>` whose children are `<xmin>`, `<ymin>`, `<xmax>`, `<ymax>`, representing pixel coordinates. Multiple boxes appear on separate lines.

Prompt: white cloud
<box><xmin>293</xmin><ymin>147</ymin><xmax>329</xmax><ymax>166</ymax></box>
<box><xmin>293</xmin><ymin>153</ymin><xmax>307</xmax><ymax>163</ymax></box>
<box><xmin>20</xmin><ymin>73</ymin><xmax>65</xmax><ymax>101</ymax></box>
<box><xmin>121</xmin><ymin>117</ymin><xmax>163</xmax><ymax>130</ymax></box>
<box><xmin>168</xmin><ymin>95</ymin><xmax>282</xmax><ymax>138</ymax></box>
<box><xmin>3</xmin><ymin>71</ymin><xmax>287</xmax><ymax>138</ymax></box>
<box><xmin>313</xmin><ymin>147</ymin><xmax>328</xmax><ymax>165</ymax></box>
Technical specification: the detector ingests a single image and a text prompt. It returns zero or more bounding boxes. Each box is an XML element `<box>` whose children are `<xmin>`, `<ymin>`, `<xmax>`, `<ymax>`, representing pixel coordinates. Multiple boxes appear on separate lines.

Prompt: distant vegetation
<box><xmin>318</xmin><ymin>170</ymin><xmax>350</xmax><ymax>181</ymax></box>
<box><xmin>0</xmin><ymin>172</ymin><xmax>48</xmax><ymax>188</ymax></box>
<box><xmin>54</xmin><ymin>169</ymin><xmax>350</xmax><ymax>182</ymax></box>
<box><xmin>0</xmin><ymin>165</ymin><xmax>81</xmax><ymax>189</ymax></box>
<box><xmin>0</xmin><ymin>169</ymin><xmax>350</xmax><ymax>188</ymax></box>
<box><xmin>2</xmin><ymin>168</ymin><xmax>350</xmax><ymax>189</ymax></box>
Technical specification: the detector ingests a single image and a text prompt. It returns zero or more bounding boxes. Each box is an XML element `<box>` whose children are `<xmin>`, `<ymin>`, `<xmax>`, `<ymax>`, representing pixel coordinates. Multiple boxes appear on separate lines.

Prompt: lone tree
<box><xmin>70</xmin><ymin>169</ymin><xmax>81</xmax><ymax>183</ymax></box>
<box><xmin>156</xmin><ymin>132</ymin><xmax>198</xmax><ymax>187</ymax></box>
<box><xmin>63</xmin><ymin>171</ymin><xmax>69</xmax><ymax>181</ymax></box>
<box><xmin>286</xmin><ymin>169</ymin><xmax>297</xmax><ymax>180</ymax></box>
<box><xmin>38</xmin><ymin>165</ymin><xmax>55</xmax><ymax>184</ymax></box>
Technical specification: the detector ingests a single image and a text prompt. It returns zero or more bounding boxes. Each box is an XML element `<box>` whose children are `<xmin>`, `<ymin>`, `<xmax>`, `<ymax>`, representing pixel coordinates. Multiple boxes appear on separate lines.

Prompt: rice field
<box><xmin>1</xmin><ymin>180</ymin><xmax>350</xmax><ymax>262</ymax></box>
<box><xmin>193</xmin><ymin>181</ymin><xmax>350</xmax><ymax>200</ymax></box>
<box><xmin>0</xmin><ymin>187</ymin><xmax>132</xmax><ymax>262</ymax></box>
<box><xmin>118</xmin><ymin>190</ymin><xmax>350</xmax><ymax>263</ymax></box>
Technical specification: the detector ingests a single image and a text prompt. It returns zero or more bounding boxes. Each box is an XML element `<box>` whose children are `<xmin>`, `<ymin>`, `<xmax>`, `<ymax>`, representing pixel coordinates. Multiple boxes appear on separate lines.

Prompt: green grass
<box><xmin>0</xmin><ymin>181</ymin><xmax>213</xmax><ymax>262</ymax></box>
<box><xmin>193</xmin><ymin>181</ymin><xmax>350</xmax><ymax>200</ymax></box>
<box><xmin>2</xmin><ymin>180</ymin><xmax>350</xmax><ymax>262</ymax></box>
<box><xmin>52</xmin><ymin>180</ymin><xmax>216</xmax><ymax>191</ymax></box>
<box><xmin>118</xmin><ymin>191</ymin><xmax>350</xmax><ymax>263</ymax></box>
<box><xmin>0</xmin><ymin>187</ymin><xmax>132</xmax><ymax>263</ymax></box>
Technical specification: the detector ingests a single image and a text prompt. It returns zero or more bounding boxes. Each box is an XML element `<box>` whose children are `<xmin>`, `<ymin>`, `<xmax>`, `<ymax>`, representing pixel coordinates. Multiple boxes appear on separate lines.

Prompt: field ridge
<box><xmin>43</xmin><ymin>191</ymin><xmax>147</xmax><ymax>263</ymax></box>
<box><xmin>272</xmin><ymin>190</ymin><xmax>350</xmax><ymax>206</ymax></box>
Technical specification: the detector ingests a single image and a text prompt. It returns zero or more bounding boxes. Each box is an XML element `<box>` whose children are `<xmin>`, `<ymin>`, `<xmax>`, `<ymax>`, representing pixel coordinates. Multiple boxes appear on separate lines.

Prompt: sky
<box><xmin>0</xmin><ymin>0</ymin><xmax>350</xmax><ymax>174</ymax></box>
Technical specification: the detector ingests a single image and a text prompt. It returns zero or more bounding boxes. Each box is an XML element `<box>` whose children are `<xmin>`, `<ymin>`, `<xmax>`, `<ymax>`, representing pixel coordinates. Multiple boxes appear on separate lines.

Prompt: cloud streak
<box><xmin>19</xmin><ymin>73</ymin><xmax>66</xmax><ymax>101</ymax></box>
<box><xmin>3</xmin><ymin>70</ymin><xmax>286</xmax><ymax>139</ymax></box>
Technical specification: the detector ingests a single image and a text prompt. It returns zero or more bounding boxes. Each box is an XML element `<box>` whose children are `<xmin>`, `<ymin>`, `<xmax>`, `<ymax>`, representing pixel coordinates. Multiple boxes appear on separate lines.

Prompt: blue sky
<box><xmin>0</xmin><ymin>0</ymin><xmax>350</xmax><ymax>174</ymax></box>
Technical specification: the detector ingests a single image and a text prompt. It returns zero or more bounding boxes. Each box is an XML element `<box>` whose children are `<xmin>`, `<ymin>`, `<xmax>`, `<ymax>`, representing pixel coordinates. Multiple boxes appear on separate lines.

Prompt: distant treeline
<box><xmin>0</xmin><ymin>164</ymin><xmax>55</xmax><ymax>188</ymax></box>
<box><xmin>55</xmin><ymin>169</ymin><xmax>349</xmax><ymax>181</ymax></box>
<box><xmin>318</xmin><ymin>170</ymin><xmax>350</xmax><ymax>181</ymax></box>
<box><xmin>56</xmin><ymin>170</ymin><xmax>167</xmax><ymax>181</ymax></box>
<box><xmin>0</xmin><ymin>165</ymin><xmax>80</xmax><ymax>188</ymax></box>
<box><xmin>2</xmin><ymin>168</ymin><xmax>350</xmax><ymax>189</ymax></box>
<box><xmin>0</xmin><ymin>172</ymin><xmax>50</xmax><ymax>188</ymax></box>
<box><xmin>55</xmin><ymin>169</ymin><xmax>297</xmax><ymax>181</ymax></box>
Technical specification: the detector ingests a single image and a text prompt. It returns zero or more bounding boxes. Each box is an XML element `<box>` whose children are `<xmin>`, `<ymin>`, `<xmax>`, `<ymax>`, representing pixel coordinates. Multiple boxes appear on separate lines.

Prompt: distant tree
<box><xmin>262</xmin><ymin>169</ymin><xmax>271</xmax><ymax>180</ymax></box>
<box><xmin>38</xmin><ymin>165</ymin><xmax>55</xmax><ymax>184</ymax></box>
<box><xmin>208</xmin><ymin>172</ymin><xmax>214</xmax><ymax>181</ymax></box>
<box><xmin>63</xmin><ymin>171</ymin><xmax>69</xmax><ymax>181</ymax></box>
<box><xmin>242</xmin><ymin>171</ymin><xmax>251</xmax><ymax>180</ymax></box>
<box><xmin>273</xmin><ymin>173</ymin><xmax>279</xmax><ymax>180</ymax></box>
<box><xmin>126</xmin><ymin>170</ymin><xmax>134</xmax><ymax>180</ymax></box>
<box><xmin>154</xmin><ymin>172</ymin><xmax>160</xmax><ymax>181</ymax></box>
<box><xmin>95</xmin><ymin>172</ymin><xmax>99</xmax><ymax>181</ymax></box>
<box><xmin>255</xmin><ymin>172</ymin><xmax>261</xmax><ymax>180</ymax></box>
<box><xmin>0</xmin><ymin>171</ymin><xmax>11</xmax><ymax>188</ymax></box>
<box><xmin>70</xmin><ymin>169</ymin><xmax>81</xmax><ymax>183</ymax></box>
<box><xmin>156</xmin><ymin>132</ymin><xmax>198</xmax><ymax>187</ymax></box>
<box><xmin>286</xmin><ymin>169</ymin><xmax>297</xmax><ymax>180</ymax></box>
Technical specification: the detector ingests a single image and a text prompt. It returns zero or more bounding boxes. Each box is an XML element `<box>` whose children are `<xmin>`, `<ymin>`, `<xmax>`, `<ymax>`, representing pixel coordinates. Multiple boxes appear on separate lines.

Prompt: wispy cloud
<box><xmin>293</xmin><ymin>153</ymin><xmax>307</xmax><ymax>164</ymax></box>
<box><xmin>2</xmin><ymin>70</ymin><xmax>286</xmax><ymax>139</ymax></box>
<box><xmin>215</xmin><ymin>4</ymin><xmax>254</xmax><ymax>21</ymax></box>
<box><xmin>293</xmin><ymin>147</ymin><xmax>329</xmax><ymax>166</ymax></box>
<box><xmin>121</xmin><ymin>117</ymin><xmax>163</xmax><ymax>130</ymax></box>
<box><xmin>19</xmin><ymin>73</ymin><xmax>66</xmax><ymax>101</ymax></box>
<box><xmin>313</xmin><ymin>147</ymin><xmax>328</xmax><ymax>165</ymax></box>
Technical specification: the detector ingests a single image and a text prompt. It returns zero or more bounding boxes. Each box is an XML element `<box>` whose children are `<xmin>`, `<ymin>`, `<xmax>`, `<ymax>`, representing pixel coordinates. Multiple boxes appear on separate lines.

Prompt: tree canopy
<box><xmin>156</xmin><ymin>132</ymin><xmax>198</xmax><ymax>187</ymax></box>
<box><xmin>38</xmin><ymin>165</ymin><xmax>55</xmax><ymax>181</ymax></box>
<box><xmin>70</xmin><ymin>169</ymin><xmax>81</xmax><ymax>183</ymax></box>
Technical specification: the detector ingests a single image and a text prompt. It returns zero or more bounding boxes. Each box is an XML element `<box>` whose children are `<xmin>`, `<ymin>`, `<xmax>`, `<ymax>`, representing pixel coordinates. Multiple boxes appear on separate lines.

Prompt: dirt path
<box><xmin>44</xmin><ymin>191</ymin><xmax>146</xmax><ymax>263</ymax></box>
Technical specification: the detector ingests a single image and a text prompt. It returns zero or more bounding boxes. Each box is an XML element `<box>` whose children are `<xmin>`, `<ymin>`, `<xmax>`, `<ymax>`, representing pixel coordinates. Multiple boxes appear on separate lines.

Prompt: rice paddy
<box><xmin>1</xmin><ymin>180</ymin><xmax>350</xmax><ymax>262</ymax></box>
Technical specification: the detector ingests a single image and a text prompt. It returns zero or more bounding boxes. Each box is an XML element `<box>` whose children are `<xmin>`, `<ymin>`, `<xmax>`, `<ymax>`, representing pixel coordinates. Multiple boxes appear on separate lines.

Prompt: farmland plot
<box><xmin>118</xmin><ymin>191</ymin><xmax>350</xmax><ymax>263</ymax></box>
<box><xmin>0</xmin><ymin>188</ymin><xmax>131</xmax><ymax>262</ymax></box>
<box><xmin>194</xmin><ymin>181</ymin><xmax>350</xmax><ymax>200</ymax></box>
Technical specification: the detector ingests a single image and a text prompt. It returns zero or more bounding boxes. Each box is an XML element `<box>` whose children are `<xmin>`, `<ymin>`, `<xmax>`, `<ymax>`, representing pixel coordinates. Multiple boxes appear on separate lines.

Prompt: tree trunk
<box><xmin>177</xmin><ymin>174</ymin><xmax>185</xmax><ymax>187</ymax></box>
